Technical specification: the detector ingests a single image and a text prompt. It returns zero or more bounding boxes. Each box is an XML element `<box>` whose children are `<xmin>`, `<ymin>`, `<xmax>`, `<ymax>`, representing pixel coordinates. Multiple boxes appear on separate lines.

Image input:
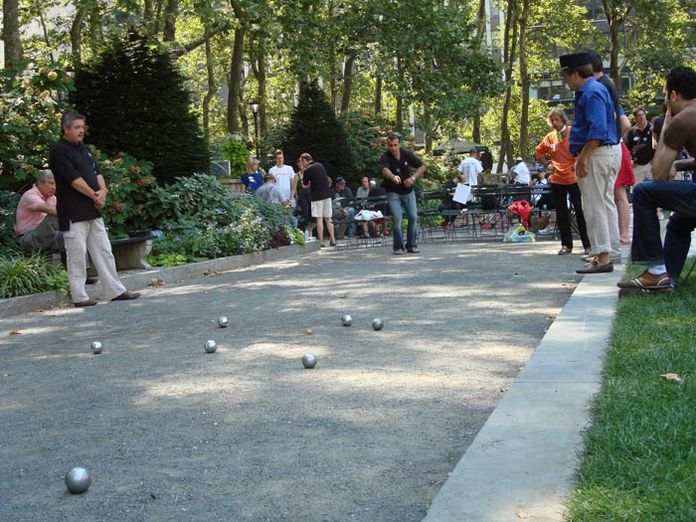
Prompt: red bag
<box><xmin>507</xmin><ymin>199</ymin><xmax>532</xmax><ymax>227</ymax></box>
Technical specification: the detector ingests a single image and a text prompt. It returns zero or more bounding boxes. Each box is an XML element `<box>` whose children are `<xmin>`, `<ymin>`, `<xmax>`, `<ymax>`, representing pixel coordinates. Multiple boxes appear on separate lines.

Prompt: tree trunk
<box><xmin>497</xmin><ymin>0</ymin><xmax>519</xmax><ymax>173</ymax></box>
<box><xmin>226</xmin><ymin>25</ymin><xmax>246</xmax><ymax>134</ymax></box>
<box><xmin>395</xmin><ymin>56</ymin><xmax>404</xmax><ymax>130</ymax></box>
<box><xmin>163</xmin><ymin>0</ymin><xmax>178</xmax><ymax>42</ymax></box>
<box><xmin>423</xmin><ymin>105</ymin><xmax>433</xmax><ymax>153</ymax></box>
<box><xmin>257</xmin><ymin>52</ymin><xmax>267</xmax><ymax>138</ymax></box>
<box><xmin>202</xmin><ymin>38</ymin><xmax>215</xmax><ymax>142</ymax></box>
<box><xmin>374</xmin><ymin>73</ymin><xmax>382</xmax><ymax>115</ymax></box>
<box><xmin>471</xmin><ymin>0</ymin><xmax>487</xmax><ymax>145</ymax></box>
<box><xmin>89</xmin><ymin>6</ymin><xmax>103</xmax><ymax>49</ymax></box>
<box><xmin>2</xmin><ymin>0</ymin><xmax>24</xmax><ymax>67</ymax></box>
<box><xmin>340</xmin><ymin>52</ymin><xmax>356</xmax><ymax>115</ymax></box>
<box><xmin>70</xmin><ymin>7</ymin><xmax>87</xmax><ymax>68</ymax></box>
<box><xmin>518</xmin><ymin>0</ymin><xmax>530</xmax><ymax>158</ymax></box>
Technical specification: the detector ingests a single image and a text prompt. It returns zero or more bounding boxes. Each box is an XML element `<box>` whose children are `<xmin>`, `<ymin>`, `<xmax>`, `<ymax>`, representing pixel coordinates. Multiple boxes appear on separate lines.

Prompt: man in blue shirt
<box><xmin>560</xmin><ymin>51</ymin><xmax>620</xmax><ymax>274</ymax></box>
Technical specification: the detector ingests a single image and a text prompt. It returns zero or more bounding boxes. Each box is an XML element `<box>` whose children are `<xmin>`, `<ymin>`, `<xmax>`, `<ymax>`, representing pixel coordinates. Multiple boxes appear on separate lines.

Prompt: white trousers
<box><xmin>577</xmin><ymin>146</ymin><xmax>620</xmax><ymax>256</ymax></box>
<box><xmin>63</xmin><ymin>218</ymin><xmax>126</xmax><ymax>303</ymax></box>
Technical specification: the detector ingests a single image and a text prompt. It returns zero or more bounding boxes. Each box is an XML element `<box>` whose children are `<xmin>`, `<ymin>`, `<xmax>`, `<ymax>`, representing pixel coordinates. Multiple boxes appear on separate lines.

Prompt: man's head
<box><xmin>587</xmin><ymin>50</ymin><xmax>603</xmax><ymax>76</ymax></box>
<box><xmin>633</xmin><ymin>107</ymin><xmax>648</xmax><ymax>128</ymax></box>
<box><xmin>264</xmin><ymin>172</ymin><xmax>275</xmax><ymax>184</ymax></box>
<box><xmin>386</xmin><ymin>132</ymin><xmax>401</xmax><ymax>157</ymax></box>
<box><xmin>299</xmin><ymin>152</ymin><xmax>313</xmax><ymax>170</ymax></box>
<box><xmin>35</xmin><ymin>170</ymin><xmax>55</xmax><ymax>198</ymax></box>
<box><xmin>469</xmin><ymin>148</ymin><xmax>479</xmax><ymax>157</ymax></box>
<box><xmin>61</xmin><ymin>111</ymin><xmax>86</xmax><ymax>144</ymax></box>
<box><xmin>547</xmin><ymin>107</ymin><xmax>570</xmax><ymax>131</ymax></box>
<box><xmin>336</xmin><ymin>177</ymin><xmax>346</xmax><ymax>189</ymax></box>
<box><xmin>360</xmin><ymin>176</ymin><xmax>369</xmax><ymax>189</ymax></box>
<box><xmin>664</xmin><ymin>66</ymin><xmax>696</xmax><ymax>116</ymax></box>
<box><xmin>273</xmin><ymin>149</ymin><xmax>285</xmax><ymax>166</ymax></box>
<box><xmin>559</xmin><ymin>52</ymin><xmax>593</xmax><ymax>90</ymax></box>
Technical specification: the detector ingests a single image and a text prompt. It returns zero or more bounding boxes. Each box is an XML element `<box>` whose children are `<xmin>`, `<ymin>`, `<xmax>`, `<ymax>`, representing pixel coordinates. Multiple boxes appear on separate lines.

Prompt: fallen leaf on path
<box><xmin>203</xmin><ymin>270</ymin><xmax>219</xmax><ymax>277</ymax></box>
<box><xmin>148</xmin><ymin>278</ymin><xmax>165</xmax><ymax>287</ymax></box>
<box><xmin>660</xmin><ymin>373</ymin><xmax>683</xmax><ymax>383</ymax></box>
<box><xmin>516</xmin><ymin>511</ymin><xmax>533</xmax><ymax>519</ymax></box>
<box><xmin>498</xmin><ymin>386</ymin><xmax>509</xmax><ymax>393</ymax></box>
<box><xmin>9</xmin><ymin>329</ymin><xmax>21</xmax><ymax>335</ymax></box>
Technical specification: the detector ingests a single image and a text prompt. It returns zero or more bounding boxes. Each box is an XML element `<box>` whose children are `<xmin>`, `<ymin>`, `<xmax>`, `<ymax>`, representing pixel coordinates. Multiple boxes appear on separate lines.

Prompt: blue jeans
<box><xmin>387</xmin><ymin>191</ymin><xmax>417</xmax><ymax>251</ymax></box>
<box><xmin>631</xmin><ymin>181</ymin><xmax>696</xmax><ymax>285</ymax></box>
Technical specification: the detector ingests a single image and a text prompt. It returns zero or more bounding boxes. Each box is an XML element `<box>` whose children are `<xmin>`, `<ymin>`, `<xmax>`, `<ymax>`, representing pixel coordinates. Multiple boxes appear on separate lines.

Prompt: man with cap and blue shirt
<box><xmin>560</xmin><ymin>51</ymin><xmax>620</xmax><ymax>274</ymax></box>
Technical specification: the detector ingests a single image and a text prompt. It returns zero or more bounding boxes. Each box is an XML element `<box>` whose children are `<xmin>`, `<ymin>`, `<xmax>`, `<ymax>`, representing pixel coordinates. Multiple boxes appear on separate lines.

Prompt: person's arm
<box><xmin>575</xmin><ymin>140</ymin><xmax>601</xmax><ymax>178</ymax></box>
<box><xmin>33</xmin><ymin>202</ymin><xmax>57</xmax><ymax>216</ymax></box>
<box><xmin>652</xmin><ymin>111</ymin><xmax>682</xmax><ymax>182</ymax></box>
<box><xmin>403</xmin><ymin>153</ymin><xmax>426</xmax><ymax>188</ymax></box>
<box><xmin>382</xmin><ymin>166</ymin><xmax>401</xmax><ymax>185</ymax></box>
<box><xmin>291</xmin><ymin>172</ymin><xmax>298</xmax><ymax>198</ymax></box>
<box><xmin>70</xmin><ymin>178</ymin><xmax>100</xmax><ymax>204</ymax></box>
<box><xmin>619</xmin><ymin>114</ymin><xmax>631</xmax><ymax>137</ymax></box>
<box><xmin>95</xmin><ymin>174</ymin><xmax>107</xmax><ymax>209</ymax></box>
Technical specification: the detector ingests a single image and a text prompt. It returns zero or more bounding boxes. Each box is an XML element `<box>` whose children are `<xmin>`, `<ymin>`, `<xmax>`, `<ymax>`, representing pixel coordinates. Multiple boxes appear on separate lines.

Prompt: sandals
<box><xmin>557</xmin><ymin>247</ymin><xmax>572</xmax><ymax>255</ymax></box>
<box><xmin>617</xmin><ymin>271</ymin><xmax>671</xmax><ymax>290</ymax></box>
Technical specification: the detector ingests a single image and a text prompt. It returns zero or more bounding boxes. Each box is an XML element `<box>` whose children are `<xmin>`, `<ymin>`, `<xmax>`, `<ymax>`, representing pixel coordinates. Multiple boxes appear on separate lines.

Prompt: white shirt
<box><xmin>511</xmin><ymin>162</ymin><xmax>531</xmax><ymax>185</ymax></box>
<box><xmin>457</xmin><ymin>157</ymin><xmax>483</xmax><ymax>186</ymax></box>
<box><xmin>268</xmin><ymin>165</ymin><xmax>296</xmax><ymax>201</ymax></box>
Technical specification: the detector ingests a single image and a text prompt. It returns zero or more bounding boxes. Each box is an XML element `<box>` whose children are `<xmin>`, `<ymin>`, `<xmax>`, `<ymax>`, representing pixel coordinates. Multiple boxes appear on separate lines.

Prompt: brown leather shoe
<box><xmin>111</xmin><ymin>290</ymin><xmax>141</xmax><ymax>301</ymax></box>
<box><xmin>74</xmin><ymin>299</ymin><xmax>98</xmax><ymax>308</ymax></box>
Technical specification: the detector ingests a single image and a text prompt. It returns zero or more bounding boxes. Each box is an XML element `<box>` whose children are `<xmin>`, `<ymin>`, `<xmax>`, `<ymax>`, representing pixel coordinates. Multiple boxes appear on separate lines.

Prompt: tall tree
<box><xmin>2</xmin><ymin>0</ymin><xmax>24</xmax><ymax>67</ymax></box>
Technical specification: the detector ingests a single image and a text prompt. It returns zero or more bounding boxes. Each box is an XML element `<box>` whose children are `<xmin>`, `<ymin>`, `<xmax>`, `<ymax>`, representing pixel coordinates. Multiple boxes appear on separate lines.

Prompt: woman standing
<box><xmin>534</xmin><ymin>108</ymin><xmax>591</xmax><ymax>255</ymax></box>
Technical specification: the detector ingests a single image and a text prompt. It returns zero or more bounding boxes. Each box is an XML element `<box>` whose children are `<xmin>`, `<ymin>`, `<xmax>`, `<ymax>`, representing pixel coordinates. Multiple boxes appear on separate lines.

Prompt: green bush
<box><xmin>218</xmin><ymin>135</ymin><xmax>250</xmax><ymax>178</ymax></box>
<box><xmin>0</xmin><ymin>191</ymin><xmax>21</xmax><ymax>256</ymax></box>
<box><xmin>340</xmin><ymin>110</ymin><xmax>394</xmax><ymax>184</ymax></box>
<box><xmin>0</xmin><ymin>254</ymin><xmax>68</xmax><ymax>298</ymax></box>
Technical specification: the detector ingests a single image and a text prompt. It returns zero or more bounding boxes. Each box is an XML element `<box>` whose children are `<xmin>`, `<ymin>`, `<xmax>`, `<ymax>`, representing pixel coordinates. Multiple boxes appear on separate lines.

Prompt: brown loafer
<box><xmin>577</xmin><ymin>262</ymin><xmax>613</xmax><ymax>274</ymax></box>
<box><xmin>617</xmin><ymin>271</ymin><xmax>671</xmax><ymax>290</ymax></box>
<box><xmin>74</xmin><ymin>299</ymin><xmax>98</xmax><ymax>308</ymax></box>
<box><xmin>111</xmin><ymin>290</ymin><xmax>141</xmax><ymax>301</ymax></box>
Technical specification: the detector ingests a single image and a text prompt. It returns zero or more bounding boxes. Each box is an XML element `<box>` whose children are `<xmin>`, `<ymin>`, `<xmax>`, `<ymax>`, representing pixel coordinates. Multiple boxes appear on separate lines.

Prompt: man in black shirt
<box><xmin>49</xmin><ymin>111</ymin><xmax>140</xmax><ymax>307</ymax></box>
<box><xmin>299</xmin><ymin>153</ymin><xmax>336</xmax><ymax>247</ymax></box>
<box><xmin>626</xmin><ymin>107</ymin><xmax>655</xmax><ymax>181</ymax></box>
<box><xmin>380</xmin><ymin>132</ymin><xmax>426</xmax><ymax>254</ymax></box>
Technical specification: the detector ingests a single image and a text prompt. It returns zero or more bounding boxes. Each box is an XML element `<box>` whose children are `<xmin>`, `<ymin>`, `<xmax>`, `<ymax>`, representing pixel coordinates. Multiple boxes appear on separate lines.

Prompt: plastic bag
<box><xmin>504</xmin><ymin>223</ymin><xmax>535</xmax><ymax>243</ymax></box>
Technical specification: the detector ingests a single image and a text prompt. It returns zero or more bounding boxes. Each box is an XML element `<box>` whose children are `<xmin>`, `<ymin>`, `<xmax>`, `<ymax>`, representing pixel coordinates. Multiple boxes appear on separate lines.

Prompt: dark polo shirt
<box><xmin>380</xmin><ymin>148</ymin><xmax>423</xmax><ymax>195</ymax></box>
<box><xmin>302</xmin><ymin>162</ymin><xmax>331</xmax><ymax>201</ymax></box>
<box><xmin>49</xmin><ymin>138</ymin><xmax>101</xmax><ymax>231</ymax></box>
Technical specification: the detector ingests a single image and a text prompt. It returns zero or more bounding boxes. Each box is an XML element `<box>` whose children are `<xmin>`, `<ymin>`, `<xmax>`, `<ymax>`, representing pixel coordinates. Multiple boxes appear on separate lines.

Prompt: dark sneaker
<box><xmin>74</xmin><ymin>299</ymin><xmax>98</xmax><ymax>308</ymax></box>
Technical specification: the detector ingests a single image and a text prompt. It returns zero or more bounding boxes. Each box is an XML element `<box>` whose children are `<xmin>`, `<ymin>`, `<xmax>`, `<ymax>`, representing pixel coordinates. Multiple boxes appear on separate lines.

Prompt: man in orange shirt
<box><xmin>14</xmin><ymin>170</ymin><xmax>64</xmax><ymax>254</ymax></box>
<box><xmin>534</xmin><ymin>108</ymin><xmax>591</xmax><ymax>255</ymax></box>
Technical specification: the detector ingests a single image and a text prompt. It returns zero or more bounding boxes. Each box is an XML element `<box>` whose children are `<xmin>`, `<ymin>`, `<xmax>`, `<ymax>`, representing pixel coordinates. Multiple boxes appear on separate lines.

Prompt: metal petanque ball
<box><xmin>218</xmin><ymin>316</ymin><xmax>230</xmax><ymax>328</ymax></box>
<box><xmin>65</xmin><ymin>467</ymin><xmax>91</xmax><ymax>494</ymax></box>
<box><xmin>90</xmin><ymin>341</ymin><xmax>103</xmax><ymax>354</ymax></box>
<box><xmin>341</xmin><ymin>314</ymin><xmax>353</xmax><ymax>326</ymax></box>
<box><xmin>204</xmin><ymin>340</ymin><xmax>217</xmax><ymax>353</ymax></box>
<box><xmin>302</xmin><ymin>353</ymin><xmax>318</xmax><ymax>369</ymax></box>
<box><xmin>372</xmin><ymin>318</ymin><xmax>384</xmax><ymax>331</ymax></box>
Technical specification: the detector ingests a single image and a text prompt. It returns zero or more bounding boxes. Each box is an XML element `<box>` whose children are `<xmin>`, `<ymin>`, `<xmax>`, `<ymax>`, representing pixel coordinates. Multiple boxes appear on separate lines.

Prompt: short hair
<box><xmin>60</xmin><ymin>111</ymin><xmax>85</xmax><ymax>132</ymax></box>
<box><xmin>386</xmin><ymin>132</ymin><xmax>401</xmax><ymax>142</ymax></box>
<box><xmin>36</xmin><ymin>169</ymin><xmax>54</xmax><ymax>183</ymax></box>
<box><xmin>547</xmin><ymin>107</ymin><xmax>570</xmax><ymax>126</ymax></box>
<box><xmin>264</xmin><ymin>172</ymin><xmax>275</xmax><ymax>181</ymax></box>
<box><xmin>665</xmin><ymin>67</ymin><xmax>696</xmax><ymax>100</ymax></box>
<box><xmin>587</xmin><ymin>50</ymin><xmax>603</xmax><ymax>73</ymax></box>
<box><xmin>574</xmin><ymin>64</ymin><xmax>594</xmax><ymax>78</ymax></box>
<box><xmin>273</xmin><ymin>149</ymin><xmax>284</xmax><ymax>157</ymax></box>
<box><xmin>299</xmin><ymin>152</ymin><xmax>313</xmax><ymax>162</ymax></box>
<box><xmin>470</xmin><ymin>148</ymin><xmax>479</xmax><ymax>155</ymax></box>
<box><xmin>633</xmin><ymin>107</ymin><xmax>646</xmax><ymax>117</ymax></box>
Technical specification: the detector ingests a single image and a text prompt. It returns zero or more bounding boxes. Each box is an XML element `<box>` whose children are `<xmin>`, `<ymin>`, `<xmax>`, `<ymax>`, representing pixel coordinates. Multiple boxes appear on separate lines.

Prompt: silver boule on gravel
<box><xmin>204</xmin><ymin>340</ymin><xmax>217</xmax><ymax>353</ymax></box>
<box><xmin>90</xmin><ymin>341</ymin><xmax>103</xmax><ymax>354</ymax></box>
<box><xmin>341</xmin><ymin>314</ymin><xmax>352</xmax><ymax>326</ymax></box>
<box><xmin>302</xmin><ymin>353</ymin><xmax>317</xmax><ymax>369</ymax></box>
<box><xmin>372</xmin><ymin>318</ymin><xmax>384</xmax><ymax>331</ymax></box>
<box><xmin>218</xmin><ymin>316</ymin><xmax>230</xmax><ymax>328</ymax></box>
<box><xmin>65</xmin><ymin>467</ymin><xmax>91</xmax><ymax>494</ymax></box>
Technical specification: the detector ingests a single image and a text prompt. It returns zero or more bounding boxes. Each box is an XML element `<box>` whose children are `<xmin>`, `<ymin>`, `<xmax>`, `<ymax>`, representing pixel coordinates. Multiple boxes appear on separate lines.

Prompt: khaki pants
<box><xmin>63</xmin><ymin>218</ymin><xmax>125</xmax><ymax>303</ymax></box>
<box><xmin>577</xmin><ymin>146</ymin><xmax>620</xmax><ymax>256</ymax></box>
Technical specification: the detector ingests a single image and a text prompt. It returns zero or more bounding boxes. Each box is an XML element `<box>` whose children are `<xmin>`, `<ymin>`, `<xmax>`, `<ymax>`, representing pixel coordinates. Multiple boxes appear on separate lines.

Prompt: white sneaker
<box><xmin>537</xmin><ymin>227</ymin><xmax>554</xmax><ymax>235</ymax></box>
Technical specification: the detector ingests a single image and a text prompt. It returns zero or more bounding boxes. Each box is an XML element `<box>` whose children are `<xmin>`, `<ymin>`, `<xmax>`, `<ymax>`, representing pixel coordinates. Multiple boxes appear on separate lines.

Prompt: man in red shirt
<box><xmin>15</xmin><ymin>170</ymin><xmax>64</xmax><ymax>253</ymax></box>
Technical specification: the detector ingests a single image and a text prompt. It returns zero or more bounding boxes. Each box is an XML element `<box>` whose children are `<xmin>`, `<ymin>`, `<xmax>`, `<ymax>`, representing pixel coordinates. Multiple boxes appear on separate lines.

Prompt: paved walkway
<box><xmin>1</xmin><ymin>240</ymin><xmax>589</xmax><ymax>521</ymax></box>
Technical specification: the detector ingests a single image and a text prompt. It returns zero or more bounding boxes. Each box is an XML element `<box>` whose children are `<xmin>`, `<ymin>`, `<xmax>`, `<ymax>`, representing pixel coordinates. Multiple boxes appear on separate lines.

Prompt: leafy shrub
<box><xmin>340</xmin><ymin>110</ymin><xmax>394</xmax><ymax>184</ymax></box>
<box><xmin>147</xmin><ymin>252</ymin><xmax>190</xmax><ymax>267</ymax></box>
<box><xmin>0</xmin><ymin>64</ymin><xmax>72</xmax><ymax>190</ymax></box>
<box><xmin>218</xmin><ymin>135</ymin><xmax>250</xmax><ymax>178</ymax></box>
<box><xmin>0</xmin><ymin>191</ymin><xmax>21</xmax><ymax>256</ymax></box>
<box><xmin>0</xmin><ymin>254</ymin><xmax>69</xmax><ymax>298</ymax></box>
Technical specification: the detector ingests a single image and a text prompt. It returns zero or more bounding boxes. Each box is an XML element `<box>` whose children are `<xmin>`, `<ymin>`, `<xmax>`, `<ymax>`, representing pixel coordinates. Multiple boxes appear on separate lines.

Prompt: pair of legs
<box><xmin>630</xmin><ymin>181</ymin><xmax>696</xmax><ymax>287</ymax></box>
<box><xmin>550</xmin><ymin>182</ymin><xmax>590</xmax><ymax>252</ymax></box>
<box><xmin>311</xmin><ymin>198</ymin><xmax>335</xmax><ymax>246</ymax></box>
<box><xmin>387</xmin><ymin>191</ymin><xmax>418</xmax><ymax>252</ymax></box>
<box><xmin>615</xmin><ymin>184</ymin><xmax>631</xmax><ymax>244</ymax></box>
<box><xmin>63</xmin><ymin>218</ymin><xmax>127</xmax><ymax>303</ymax></box>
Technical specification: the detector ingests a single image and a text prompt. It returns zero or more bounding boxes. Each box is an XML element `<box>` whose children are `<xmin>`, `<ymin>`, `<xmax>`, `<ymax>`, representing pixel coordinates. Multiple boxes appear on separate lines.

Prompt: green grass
<box><xmin>565</xmin><ymin>262</ymin><xmax>696</xmax><ymax>521</ymax></box>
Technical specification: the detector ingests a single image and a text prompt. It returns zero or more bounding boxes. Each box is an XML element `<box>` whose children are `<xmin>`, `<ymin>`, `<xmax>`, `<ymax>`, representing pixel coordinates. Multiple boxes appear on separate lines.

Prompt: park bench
<box><xmin>333</xmin><ymin>195</ymin><xmax>390</xmax><ymax>249</ymax></box>
<box><xmin>109</xmin><ymin>231</ymin><xmax>156</xmax><ymax>270</ymax></box>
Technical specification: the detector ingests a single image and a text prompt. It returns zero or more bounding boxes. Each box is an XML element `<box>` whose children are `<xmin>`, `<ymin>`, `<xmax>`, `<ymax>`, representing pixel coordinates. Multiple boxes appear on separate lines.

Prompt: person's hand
<box><xmin>393</xmin><ymin>175</ymin><xmax>402</xmax><ymax>184</ymax></box>
<box><xmin>403</xmin><ymin>176</ymin><xmax>415</xmax><ymax>188</ymax></box>
<box><xmin>94</xmin><ymin>189</ymin><xmax>107</xmax><ymax>208</ymax></box>
<box><xmin>575</xmin><ymin>156</ymin><xmax>588</xmax><ymax>178</ymax></box>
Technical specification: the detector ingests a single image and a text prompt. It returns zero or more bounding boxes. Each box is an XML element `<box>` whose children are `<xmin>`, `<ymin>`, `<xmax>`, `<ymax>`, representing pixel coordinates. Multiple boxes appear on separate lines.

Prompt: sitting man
<box><xmin>256</xmin><ymin>173</ymin><xmax>290</xmax><ymax>206</ymax></box>
<box><xmin>618</xmin><ymin>66</ymin><xmax>696</xmax><ymax>295</ymax></box>
<box><xmin>15</xmin><ymin>169</ymin><xmax>64</xmax><ymax>254</ymax></box>
<box><xmin>330</xmin><ymin>176</ymin><xmax>356</xmax><ymax>239</ymax></box>
<box><xmin>509</xmin><ymin>157</ymin><xmax>531</xmax><ymax>186</ymax></box>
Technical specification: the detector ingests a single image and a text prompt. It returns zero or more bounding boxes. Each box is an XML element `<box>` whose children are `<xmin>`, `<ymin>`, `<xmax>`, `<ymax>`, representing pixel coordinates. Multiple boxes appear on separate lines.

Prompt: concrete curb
<box><xmin>423</xmin><ymin>268</ymin><xmax>623</xmax><ymax>522</ymax></box>
<box><xmin>0</xmin><ymin>242</ymin><xmax>319</xmax><ymax>319</ymax></box>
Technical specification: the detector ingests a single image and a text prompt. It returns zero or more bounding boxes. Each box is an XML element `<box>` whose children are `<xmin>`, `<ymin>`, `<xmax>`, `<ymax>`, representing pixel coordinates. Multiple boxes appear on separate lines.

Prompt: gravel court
<box><xmin>0</xmin><ymin>240</ymin><xmax>581</xmax><ymax>521</ymax></box>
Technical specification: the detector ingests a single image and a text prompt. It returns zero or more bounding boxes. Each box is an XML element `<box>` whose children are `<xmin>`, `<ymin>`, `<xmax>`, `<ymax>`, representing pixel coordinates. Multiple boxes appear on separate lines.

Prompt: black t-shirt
<box><xmin>49</xmin><ymin>139</ymin><xmax>101</xmax><ymax>231</ymax></box>
<box><xmin>626</xmin><ymin>123</ymin><xmax>655</xmax><ymax>165</ymax></box>
<box><xmin>302</xmin><ymin>162</ymin><xmax>331</xmax><ymax>201</ymax></box>
<box><xmin>379</xmin><ymin>148</ymin><xmax>423</xmax><ymax>194</ymax></box>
